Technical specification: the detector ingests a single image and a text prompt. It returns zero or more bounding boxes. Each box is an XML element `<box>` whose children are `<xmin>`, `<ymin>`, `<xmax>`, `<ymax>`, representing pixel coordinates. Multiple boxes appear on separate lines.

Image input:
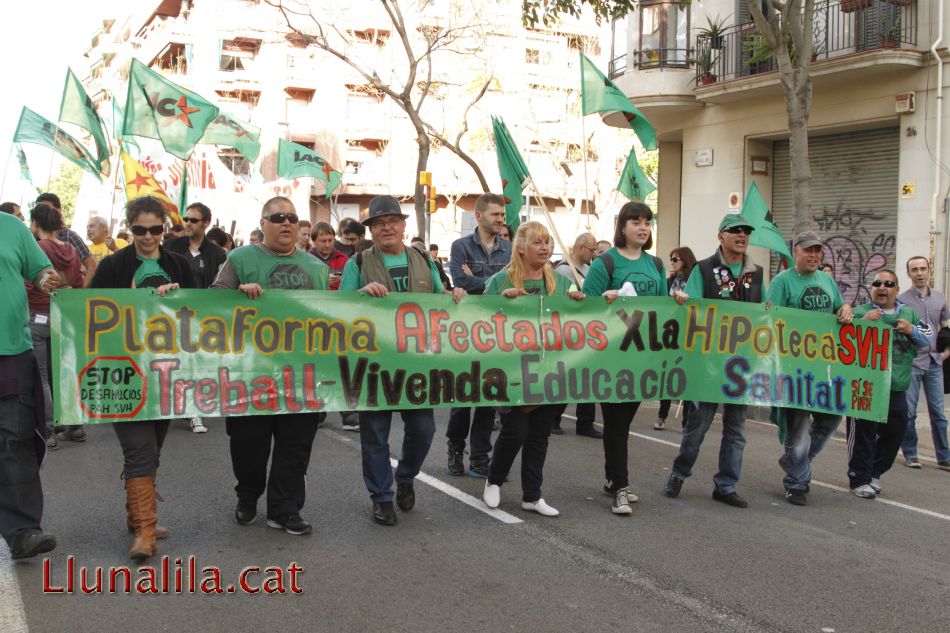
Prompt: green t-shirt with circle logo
<box><xmin>581</xmin><ymin>247</ymin><xmax>666</xmax><ymax>298</ymax></box>
<box><xmin>484</xmin><ymin>270</ymin><xmax>571</xmax><ymax>296</ymax></box>
<box><xmin>224</xmin><ymin>244</ymin><xmax>329</xmax><ymax>290</ymax></box>
<box><xmin>132</xmin><ymin>255</ymin><xmax>172</xmax><ymax>289</ymax></box>
<box><xmin>339</xmin><ymin>251</ymin><xmax>445</xmax><ymax>293</ymax></box>
<box><xmin>766</xmin><ymin>269</ymin><xmax>844</xmax><ymax>313</ymax></box>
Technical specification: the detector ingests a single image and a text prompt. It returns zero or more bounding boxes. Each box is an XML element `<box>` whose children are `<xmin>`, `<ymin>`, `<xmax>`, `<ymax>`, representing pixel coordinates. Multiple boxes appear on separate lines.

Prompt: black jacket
<box><xmin>91</xmin><ymin>244</ymin><xmax>196</xmax><ymax>289</ymax></box>
<box><xmin>162</xmin><ymin>235</ymin><xmax>227</xmax><ymax>289</ymax></box>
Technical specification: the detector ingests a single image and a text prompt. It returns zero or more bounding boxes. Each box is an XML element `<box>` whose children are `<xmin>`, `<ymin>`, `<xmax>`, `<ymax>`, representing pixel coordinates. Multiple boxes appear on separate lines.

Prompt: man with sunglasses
<box><xmin>340</xmin><ymin>195</ymin><xmax>466</xmax><ymax>526</ymax></box>
<box><xmin>898</xmin><ymin>256</ymin><xmax>950</xmax><ymax>471</ymax></box>
<box><xmin>849</xmin><ymin>270</ymin><xmax>931</xmax><ymax>498</ymax></box>
<box><xmin>664</xmin><ymin>214</ymin><xmax>764</xmax><ymax>508</ymax></box>
<box><xmin>766</xmin><ymin>231</ymin><xmax>853</xmax><ymax>506</ymax></box>
<box><xmin>211</xmin><ymin>197</ymin><xmax>329</xmax><ymax>536</ymax></box>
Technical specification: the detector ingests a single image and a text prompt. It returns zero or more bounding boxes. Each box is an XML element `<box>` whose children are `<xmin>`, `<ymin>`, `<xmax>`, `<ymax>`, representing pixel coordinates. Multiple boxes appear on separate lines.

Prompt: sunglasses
<box><xmin>263</xmin><ymin>213</ymin><xmax>299</xmax><ymax>224</ymax></box>
<box><xmin>670</xmin><ymin>256</ymin><xmax>681</xmax><ymax>263</ymax></box>
<box><xmin>183</xmin><ymin>217</ymin><xmax>203</xmax><ymax>224</ymax></box>
<box><xmin>723</xmin><ymin>227</ymin><xmax>752</xmax><ymax>235</ymax></box>
<box><xmin>871</xmin><ymin>280</ymin><xmax>897</xmax><ymax>288</ymax></box>
<box><xmin>130</xmin><ymin>225</ymin><xmax>165</xmax><ymax>236</ymax></box>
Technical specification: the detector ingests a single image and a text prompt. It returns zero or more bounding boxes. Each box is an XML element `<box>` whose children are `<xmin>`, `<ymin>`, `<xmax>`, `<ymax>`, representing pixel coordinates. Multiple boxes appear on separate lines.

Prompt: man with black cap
<box><xmin>340</xmin><ymin>195</ymin><xmax>466</xmax><ymax>526</ymax></box>
<box><xmin>766</xmin><ymin>230</ymin><xmax>853</xmax><ymax>506</ymax></box>
<box><xmin>664</xmin><ymin>213</ymin><xmax>764</xmax><ymax>508</ymax></box>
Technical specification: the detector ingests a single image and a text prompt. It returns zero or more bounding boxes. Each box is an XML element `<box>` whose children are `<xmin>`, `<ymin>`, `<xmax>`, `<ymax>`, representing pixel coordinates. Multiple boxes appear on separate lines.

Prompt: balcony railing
<box><xmin>695</xmin><ymin>0</ymin><xmax>917</xmax><ymax>86</ymax></box>
<box><xmin>632</xmin><ymin>48</ymin><xmax>692</xmax><ymax>70</ymax></box>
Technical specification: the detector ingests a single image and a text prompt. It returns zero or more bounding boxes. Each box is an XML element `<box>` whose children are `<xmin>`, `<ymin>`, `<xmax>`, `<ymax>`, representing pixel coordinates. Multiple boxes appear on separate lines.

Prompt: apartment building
<box><xmin>610</xmin><ymin>0</ymin><xmax>948</xmax><ymax>299</ymax></box>
<box><xmin>78</xmin><ymin>0</ymin><xmax>622</xmax><ymax>246</ymax></box>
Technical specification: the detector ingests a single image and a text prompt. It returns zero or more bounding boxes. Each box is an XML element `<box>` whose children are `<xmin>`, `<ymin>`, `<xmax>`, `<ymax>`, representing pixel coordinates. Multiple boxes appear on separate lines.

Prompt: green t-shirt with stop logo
<box><xmin>223</xmin><ymin>244</ymin><xmax>329</xmax><ymax>290</ymax></box>
<box><xmin>766</xmin><ymin>268</ymin><xmax>844</xmax><ymax>314</ymax></box>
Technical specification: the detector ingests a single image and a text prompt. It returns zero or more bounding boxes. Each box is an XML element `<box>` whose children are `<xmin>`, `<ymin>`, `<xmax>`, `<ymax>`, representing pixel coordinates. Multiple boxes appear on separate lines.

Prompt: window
<box><xmin>284</xmin><ymin>87</ymin><xmax>315</xmax><ymax>104</ymax></box>
<box><xmin>638</xmin><ymin>1</ymin><xmax>689</xmax><ymax>67</ymax></box>
<box><xmin>610</xmin><ymin>17</ymin><xmax>628</xmax><ymax>77</ymax></box>
<box><xmin>525</xmin><ymin>48</ymin><xmax>553</xmax><ymax>65</ymax></box>
<box><xmin>151</xmin><ymin>42</ymin><xmax>188</xmax><ymax>74</ymax></box>
<box><xmin>219</xmin><ymin>38</ymin><xmax>261</xmax><ymax>72</ymax></box>
<box><xmin>345</xmin><ymin>160</ymin><xmax>363</xmax><ymax>175</ymax></box>
<box><xmin>218</xmin><ymin>149</ymin><xmax>251</xmax><ymax>177</ymax></box>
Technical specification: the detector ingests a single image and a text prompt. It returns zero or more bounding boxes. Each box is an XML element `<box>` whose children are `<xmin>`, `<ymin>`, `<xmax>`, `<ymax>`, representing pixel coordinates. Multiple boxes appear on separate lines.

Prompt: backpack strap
<box><xmin>597</xmin><ymin>252</ymin><xmax>614</xmax><ymax>280</ymax></box>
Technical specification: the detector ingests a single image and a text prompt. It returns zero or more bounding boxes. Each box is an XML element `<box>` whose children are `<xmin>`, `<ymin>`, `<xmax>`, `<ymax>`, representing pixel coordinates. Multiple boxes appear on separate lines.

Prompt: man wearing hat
<box><xmin>664</xmin><ymin>213</ymin><xmax>764</xmax><ymax>507</ymax></box>
<box><xmin>766</xmin><ymin>230</ymin><xmax>853</xmax><ymax>506</ymax></box>
<box><xmin>339</xmin><ymin>195</ymin><xmax>466</xmax><ymax>526</ymax></box>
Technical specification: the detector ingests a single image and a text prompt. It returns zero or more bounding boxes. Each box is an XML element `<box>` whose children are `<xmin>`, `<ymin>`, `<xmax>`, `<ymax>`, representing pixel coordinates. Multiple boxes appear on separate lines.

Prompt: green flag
<box><xmin>491</xmin><ymin>116</ymin><xmax>531</xmax><ymax>232</ymax></box>
<box><xmin>579</xmin><ymin>53</ymin><xmax>656</xmax><ymax>151</ymax></box>
<box><xmin>741</xmin><ymin>181</ymin><xmax>793</xmax><ymax>265</ymax></box>
<box><xmin>59</xmin><ymin>68</ymin><xmax>111</xmax><ymax>177</ymax></box>
<box><xmin>112</xmin><ymin>99</ymin><xmax>141</xmax><ymax>152</ymax></box>
<box><xmin>15</xmin><ymin>144</ymin><xmax>33</xmax><ymax>187</ymax></box>
<box><xmin>179</xmin><ymin>162</ymin><xmax>189</xmax><ymax>216</ymax></box>
<box><xmin>198</xmin><ymin>112</ymin><xmax>261</xmax><ymax>162</ymax></box>
<box><xmin>123</xmin><ymin>59</ymin><xmax>220</xmax><ymax>160</ymax></box>
<box><xmin>276</xmin><ymin>138</ymin><xmax>342</xmax><ymax>198</ymax></box>
<box><xmin>13</xmin><ymin>107</ymin><xmax>102</xmax><ymax>181</ymax></box>
<box><xmin>617</xmin><ymin>146</ymin><xmax>656</xmax><ymax>201</ymax></box>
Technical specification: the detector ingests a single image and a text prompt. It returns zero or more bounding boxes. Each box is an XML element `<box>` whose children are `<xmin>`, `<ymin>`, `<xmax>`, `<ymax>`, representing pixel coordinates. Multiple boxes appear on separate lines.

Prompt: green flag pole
<box><xmin>581</xmin><ymin>114</ymin><xmax>591</xmax><ymax>231</ymax></box>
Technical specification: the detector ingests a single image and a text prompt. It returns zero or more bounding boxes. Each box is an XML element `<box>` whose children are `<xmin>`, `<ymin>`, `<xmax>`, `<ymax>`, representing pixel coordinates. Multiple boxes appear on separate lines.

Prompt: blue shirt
<box><xmin>448</xmin><ymin>231</ymin><xmax>512</xmax><ymax>295</ymax></box>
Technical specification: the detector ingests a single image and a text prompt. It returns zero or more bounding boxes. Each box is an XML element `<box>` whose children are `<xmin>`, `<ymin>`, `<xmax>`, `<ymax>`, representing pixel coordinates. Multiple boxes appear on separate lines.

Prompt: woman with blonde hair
<box><xmin>481</xmin><ymin>221</ymin><xmax>585</xmax><ymax>516</ymax></box>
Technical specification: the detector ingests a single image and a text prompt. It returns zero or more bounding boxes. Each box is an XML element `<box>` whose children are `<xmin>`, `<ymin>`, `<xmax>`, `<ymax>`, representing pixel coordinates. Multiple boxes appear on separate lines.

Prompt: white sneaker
<box><xmin>483</xmin><ymin>482</ymin><xmax>501</xmax><ymax>508</ymax></box>
<box><xmin>851</xmin><ymin>484</ymin><xmax>877</xmax><ymax>499</ymax></box>
<box><xmin>521</xmin><ymin>498</ymin><xmax>559</xmax><ymax>517</ymax></box>
<box><xmin>190</xmin><ymin>417</ymin><xmax>208</xmax><ymax>433</ymax></box>
<box><xmin>869</xmin><ymin>478</ymin><xmax>882</xmax><ymax>495</ymax></box>
<box><xmin>611</xmin><ymin>487</ymin><xmax>633</xmax><ymax>515</ymax></box>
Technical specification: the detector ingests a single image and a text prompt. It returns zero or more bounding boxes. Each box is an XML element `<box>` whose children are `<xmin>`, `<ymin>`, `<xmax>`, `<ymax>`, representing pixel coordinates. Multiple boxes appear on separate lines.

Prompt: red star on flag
<box><xmin>127</xmin><ymin>172</ymin><xmax>153</xmax><ymax>192</ymax></box>
<box><xmin>235</xmin><ymin>129</ymin><xmax>250</xmax><ymax>138</ymax></box>
<box><xmin>176</xmin><ymin>96</ymin><xmax>200</xmax><ymax>127</ymax></box>
<box><xmin>321</xmin><ymin>161</ymin><xmax>334</xmax><ymax>180</ymax></box>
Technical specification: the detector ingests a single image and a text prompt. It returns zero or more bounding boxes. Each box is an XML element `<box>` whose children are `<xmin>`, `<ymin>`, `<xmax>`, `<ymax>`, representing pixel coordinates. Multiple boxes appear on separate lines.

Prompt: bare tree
<box><xmin>266</xmin><ymin>0</ymin><xmax>492</xmax><ymax>237</ymax></box>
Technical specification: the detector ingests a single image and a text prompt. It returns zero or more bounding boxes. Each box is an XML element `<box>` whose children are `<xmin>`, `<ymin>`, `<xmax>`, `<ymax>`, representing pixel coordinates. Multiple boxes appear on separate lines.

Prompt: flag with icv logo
<box><xmin>59</xmin><ymin>68</ymin><xmax>111</xmax><ymax>177</ymax></box>
<box><xmin>123</xmin><ymin>59</ymin><xmax>219</xmax><ymax>160</ymax></box>
<box><xmin>13</xmin><ymin>107</ymin><xmax>102</xmax><ymax>181</ymax></box>
<box><xmin>616</xmin><ymin>145</ymin><xmax>655</xmax><ymax>202</ymax></box>
<box><xmin>276</xmin><ymin>138</ymin><xmax>342</xmax><ymax>198</ymax></box>
<box><xmin>198</xmin><ymin>111</ymin><xmax>261</xmax><ymax>162</ymax></box>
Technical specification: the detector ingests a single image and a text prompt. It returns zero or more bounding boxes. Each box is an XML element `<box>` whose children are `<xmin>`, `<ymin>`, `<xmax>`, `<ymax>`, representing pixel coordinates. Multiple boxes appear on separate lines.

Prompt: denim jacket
<box><xmin>449</xmin><ymin>231</ymin><xmax>512</xmax><ymax>295</ymax></box>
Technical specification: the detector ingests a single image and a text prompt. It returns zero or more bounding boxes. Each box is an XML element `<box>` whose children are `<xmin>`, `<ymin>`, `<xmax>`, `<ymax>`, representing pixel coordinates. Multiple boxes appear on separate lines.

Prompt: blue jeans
<box><xmin>782</xmin><ymin>410</ymin><xmax>841</xmax><ymax>492</ymax></box>
<box><xmin>671</xmin><ymin>402</ymin><xmax>747</xmax><ymax>494</ymax></box>
<box><xmin>903</xmin><ymin>361</ymin><xmax>950</xmax><ymax>462</ymax></box>
<box><xmin>359</xmin><ymin>409</ymin><xmax>435</xmax><ymax>503</ymax></box>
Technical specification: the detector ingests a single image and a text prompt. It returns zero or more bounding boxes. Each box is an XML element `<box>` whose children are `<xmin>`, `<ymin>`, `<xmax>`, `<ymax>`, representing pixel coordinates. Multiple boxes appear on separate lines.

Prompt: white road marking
<box><xmin>0</xmin><ymin>547</ymin><xmax>29</xmax><ymax>633</ymax></box>
<box><xmin>324</xmin><ymin>429</ymin><xmax>523</xmax><ymax>524</ymax></box>
<box><xmin>562</xmin><ymin>413</ymin><xmax>950</xmax><ymax>522</ymax></box>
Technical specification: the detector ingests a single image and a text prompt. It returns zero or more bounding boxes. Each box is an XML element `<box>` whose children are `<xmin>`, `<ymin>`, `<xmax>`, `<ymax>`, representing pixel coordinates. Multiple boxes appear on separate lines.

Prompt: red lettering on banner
<box><xmin>220</xmin><ymin>368</ymin><xmax>249</xmax><ymax>414</ymax></box>
<box><xmin>395</xmin><ymin>303</ymin><xmax>427</xmax><ymax>352</ymax></box>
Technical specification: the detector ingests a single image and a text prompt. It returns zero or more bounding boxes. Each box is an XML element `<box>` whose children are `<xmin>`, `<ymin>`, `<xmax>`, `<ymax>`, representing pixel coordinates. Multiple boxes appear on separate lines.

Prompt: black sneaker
<box><xmin>266</xmin><ymin>514</ymin><xmax>312</xmax><ymax>535</ymax></box>
<box><xmin>785</xmin><ymin>490</ymin><xmax>807</xmax><ymax>506</ymax></box>
<box><xmin>235</xmin><ymin>500</ymin><xmax>257</xmax><ymax>525</ymax></box>
<box><xmin>550</xmin><ymin>425</ymin><xmax>565</xmax><ymax>435</ymax></box>
<box><xmin>46</xmin><ymin>435</ymin><xmax>59</xmax><ymax>451</ymax></box>
<box><xmin>372</xmin><ymin>501</ymin><xmax>397</xmax><ymax>526</ymax></box>
<box><xmin>446</xmin><ymin>450</ymin><xmax>464</xmax><ymax>476</ymax></box>
<box><xmin>576</xmin><ymin>425</ymin><xmax>603</xmax><ymax>439</ymax></box>
<box><xmin>11</xmin><ymin>531</ymin><xmax>57</xmax><ymax>560</ymax></box>
<box><xmin>712</xmin><ymin>489</ymin><xmax>748</xmax><ymax>508</ymax></box>
<box><xmin>468</xmin><ymin>461</ymin><xmax>489</xmax><ymax>479</ymax></box>
<box><xmin>396</xmin><ymin>482</ymin><xmax>415</xmax><ymax>511</ymax></box>
<box><xmin>62</xmin><ymin>427</ymin><xmax>86</xmax><ymax>442</ymax></box>
<box><xmin>664</xmin><ymin>473</ymin><xmax>684</xmax><ymax>498</ymax></box>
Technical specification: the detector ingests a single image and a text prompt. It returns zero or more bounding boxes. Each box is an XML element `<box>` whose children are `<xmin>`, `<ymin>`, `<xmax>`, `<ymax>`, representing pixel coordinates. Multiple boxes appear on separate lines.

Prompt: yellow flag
<box><xmin>120</xmin><ymin>151</ymin><xmax>182</xmax><ymax>225</ymax></box>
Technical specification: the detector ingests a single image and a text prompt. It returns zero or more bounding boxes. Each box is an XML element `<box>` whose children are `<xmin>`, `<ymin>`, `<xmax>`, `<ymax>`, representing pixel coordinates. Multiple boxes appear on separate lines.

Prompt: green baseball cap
<box><xmin>718</xmin><ymin>213</ymin><xmax>754</xmax><ymax>232</ymax></box>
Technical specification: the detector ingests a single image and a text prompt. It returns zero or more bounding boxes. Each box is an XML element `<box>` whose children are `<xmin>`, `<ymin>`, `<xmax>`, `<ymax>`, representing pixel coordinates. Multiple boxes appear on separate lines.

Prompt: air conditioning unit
<box><xmin>895</xmin><ymin>92</ymin><xmax>915</xmax><ymax>114</ymax></box>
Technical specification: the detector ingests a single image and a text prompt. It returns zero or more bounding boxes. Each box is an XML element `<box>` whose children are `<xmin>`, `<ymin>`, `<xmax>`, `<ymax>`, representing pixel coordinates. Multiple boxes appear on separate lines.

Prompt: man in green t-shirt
<box><xmin>766</xmin><ymin>231</ymin><xmax>853</xmax><ymax>507</ymax></box>
<box><xmin>340</xmin><ymin>195</ymin><xmax>465</xmax><ymax>527</ymax></box>
<box><xmin>848</xmin><ymin>270</ymin><xmax>930</xmax><ymax>499</ymax></box>
<box><xmin>212</xmin><ymin>196</ymin><xmax>329</xmax><ymax>537</ymax></box>
<box><xmin>0</xmin><ymin>211</ymin><xmax>60</xmax><ymax>560</ymax></box>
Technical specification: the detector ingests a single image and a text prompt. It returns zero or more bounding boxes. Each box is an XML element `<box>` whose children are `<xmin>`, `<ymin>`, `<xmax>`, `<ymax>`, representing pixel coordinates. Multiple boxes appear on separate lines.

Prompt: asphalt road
<box><xmin>6</xmin><ymin>403</ymin><xmax>950</xmax><ymax>633</ymax></box>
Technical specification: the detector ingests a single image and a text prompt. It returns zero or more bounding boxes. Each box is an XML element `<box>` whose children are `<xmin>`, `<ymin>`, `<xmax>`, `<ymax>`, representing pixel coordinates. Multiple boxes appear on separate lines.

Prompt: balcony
<box><xmin>694</xmin><ymin>0</ymin><xmax>922</xmax><ymax>100</ymax></box>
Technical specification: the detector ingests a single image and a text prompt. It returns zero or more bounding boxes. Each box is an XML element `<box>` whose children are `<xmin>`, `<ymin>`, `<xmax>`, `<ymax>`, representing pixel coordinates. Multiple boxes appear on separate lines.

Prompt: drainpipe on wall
<box><xmin>932</xmin><ymin>0</ymin><xmax>947</xmax><ymax>291</ymax></box>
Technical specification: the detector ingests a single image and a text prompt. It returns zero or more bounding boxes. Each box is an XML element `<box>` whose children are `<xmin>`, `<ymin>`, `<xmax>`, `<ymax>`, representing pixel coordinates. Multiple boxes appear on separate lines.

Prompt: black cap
<box><xmin>363</xmin><ymin>195</ymin><xmax>409</xmax><ymax>226</ymax></box>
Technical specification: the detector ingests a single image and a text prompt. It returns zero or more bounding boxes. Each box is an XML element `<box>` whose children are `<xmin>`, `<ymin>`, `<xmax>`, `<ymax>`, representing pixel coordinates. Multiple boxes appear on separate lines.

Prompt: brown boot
<box><xmin>126</xmin><ymin>481</ymin><xmax>169</xmax><ymax>540</ymax></box>
<box><xmin>126</xmin><ymin>476</ymin><xmax>157</xmax><ymax>560</ymax></box>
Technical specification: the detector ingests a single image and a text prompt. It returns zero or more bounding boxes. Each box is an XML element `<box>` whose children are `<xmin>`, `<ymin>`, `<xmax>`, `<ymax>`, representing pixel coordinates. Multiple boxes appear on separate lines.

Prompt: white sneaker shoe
<box><xmin>611</xmin><ymin>487</ymin><xmax>634</xmax><ymax>515</ymax></box>
<box><xmin>521</xmin><ymin>498</ymin><xmax>559</xmax><ymax>517</ymax></box>
<box><xmin>483</xmin><ymin>482</ymin><xmax>501</xmax><ymax>508</ymax></box>
<box><xmin>869</xmin><ymin>478</ymin><xmax>882</xmax><ymax>495</ymax></box>
<box><xmin>190</xmin><ymin>417</ymin><xmax>208</xmax><ymax>433</ymax></box>
<box><xmin>851</xmin><ymin>484</ymin><xmax>877</xmax><ymax>499</ymax></box>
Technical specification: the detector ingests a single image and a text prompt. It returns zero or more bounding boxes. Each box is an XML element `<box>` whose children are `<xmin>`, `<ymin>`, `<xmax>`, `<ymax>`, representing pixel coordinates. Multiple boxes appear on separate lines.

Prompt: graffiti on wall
<box><xmin>814</xmin><ymin>204</ymin><xmax>895</xmax><ymax>306</ymax></box>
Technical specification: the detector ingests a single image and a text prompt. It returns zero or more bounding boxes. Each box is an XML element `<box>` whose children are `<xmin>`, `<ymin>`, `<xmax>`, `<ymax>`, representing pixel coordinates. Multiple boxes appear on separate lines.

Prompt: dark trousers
<box><xmin>446</xmin><ymin>406</ymin><xmax>494</xmax><ymax>465</ymax></box>
<box><xmin>847</xmin><ymin>391</ymin><xmax>908</xmax><ymax>488</ymax></box>
<box><xmin>601</xmin><ymin>401</ymin><xmax>642</xmax><ymax>489</ymax></box>
<box><xmin>0</xmin><ymin>352</ymin><xmax>43</xmax><ymax>550</ymax></box>
<box><xmin>489</xmin><ymin>406</ymin><xmax>557</xmax><ymax>503</ymax></box>
<box><xmin>113</xmin><ymin>419</ymin><xmax>170</xmax><ymax>479</ymax></box>
<box><xmin>360</xmin><ymin>409</ymin><xmax>435</xmax><ymax>503</ymax></box>
<box><xmin>552</xmin><ymin>402</ymin><xmax>597</xmax><ymax>429</ymax></box>
<box><xmin>658</xmin><ymin>400</ymin><xmax>672</xmax><ymax>420</ymax></box>
<box><xmin>226</xmin><ymin>413</ymin><xmax>318</xmax><ymax>520</ymax></box>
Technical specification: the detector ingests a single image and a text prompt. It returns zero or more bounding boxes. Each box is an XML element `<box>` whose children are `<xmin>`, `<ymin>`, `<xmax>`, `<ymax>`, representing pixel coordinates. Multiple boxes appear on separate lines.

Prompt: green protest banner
<box><xmin>52</xmin><ymin>291</ymin><xmax>892</xmax><ymax>425</ymax></box>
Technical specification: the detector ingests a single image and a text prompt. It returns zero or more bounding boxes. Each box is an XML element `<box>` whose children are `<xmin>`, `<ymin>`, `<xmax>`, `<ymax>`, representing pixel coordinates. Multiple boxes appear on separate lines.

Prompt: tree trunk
<box><xmin>786</xmin><ymin>90</ymin><xmax>812</xmax><ymax>235</ymax></box>
<box><xmin>413</xmin><ymin>131</ymin><xmax>430</xmax><ymax>239</ymax></box>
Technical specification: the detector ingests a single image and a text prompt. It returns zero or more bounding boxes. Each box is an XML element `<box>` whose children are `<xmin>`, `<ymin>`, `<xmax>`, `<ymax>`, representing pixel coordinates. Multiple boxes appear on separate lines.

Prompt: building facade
<box><xmin>611</xmin><ymin>0</ymin><xmax>949</xmax><ymax>299</ymax></box>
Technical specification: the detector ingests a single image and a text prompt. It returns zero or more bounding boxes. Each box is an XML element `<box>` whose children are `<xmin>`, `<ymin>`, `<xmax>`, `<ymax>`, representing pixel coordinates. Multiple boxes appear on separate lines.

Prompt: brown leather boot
<box><xmin>126</xmin><ymin>476</ymin><xmax>157</xmax><ymax>560</ymax></box>
<box><xmin>126</xmin><ymin>480</ymin><xmax>169</xmax><ymax>539</ymax></box>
